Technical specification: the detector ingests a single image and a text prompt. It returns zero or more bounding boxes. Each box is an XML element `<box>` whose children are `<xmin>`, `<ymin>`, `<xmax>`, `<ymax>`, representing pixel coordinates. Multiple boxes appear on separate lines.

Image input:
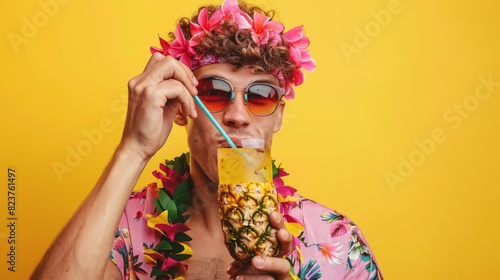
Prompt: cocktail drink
<box><xmin>217</xmin><ymin>138</ymin><xmax>279</xmax><ymax>262</ymax></box>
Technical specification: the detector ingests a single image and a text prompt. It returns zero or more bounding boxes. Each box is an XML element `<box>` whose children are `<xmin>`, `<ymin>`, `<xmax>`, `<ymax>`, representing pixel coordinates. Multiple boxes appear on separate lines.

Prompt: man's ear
<box><xmin>273</xmin><ymin>101</ymin><xmax>286</xmax><ymax>133</ymax></box>
<box><xmin>174</xmin><ymin>108</ymin><xmax>188</xmax><ymax>126</ymax></box>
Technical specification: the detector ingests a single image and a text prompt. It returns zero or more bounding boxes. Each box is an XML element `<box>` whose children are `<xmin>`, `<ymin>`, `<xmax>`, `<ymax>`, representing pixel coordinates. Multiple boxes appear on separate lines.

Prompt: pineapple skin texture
<box><xmin>218</xmin><ymin>182</ymin><xmax>280</xmax><ymax>262</ymax></box>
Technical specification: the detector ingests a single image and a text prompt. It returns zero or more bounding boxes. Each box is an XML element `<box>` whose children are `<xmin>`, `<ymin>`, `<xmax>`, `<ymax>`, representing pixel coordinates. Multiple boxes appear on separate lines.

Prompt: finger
<box><xmin>128</xmin><ymin>53</ymin><xmax>167</xmax><ymax>91</ymax></box>
<box><xmin>150</xmin><ymin>79</ymin><xmax>197</xmax><ymax>118</ymax></box>
<box><xmin>144</xmin><ymin>52</ymin><xmax>166</xmax><ymax>71</ymax></box>
<box><xmin>270</xmin><ymin>211</ymin><xmax>285</xmax><ymax>229</ymax></box>
<box><xmin>277</xmin><ymin>228</ymin><xmax>292</xmax><ymax>257</ymax></box>
<box><xmin>270</xmin><ymin>212</ymin><xmax>293</xmax><ymax>257</ymax></box>
<box><xmin>177</xmin><ymin>59</ymin><xmax>199</xmax><ymax>87</ymax></box>
<box><xmin>249</xmin><ymin>256</ymin><xmax>291</xmax><ymax>280</ymax></box>
<box><xmin>141</xmin><ymin>56</ymin><xmax>198</xmax><ymax>96</ymax></box>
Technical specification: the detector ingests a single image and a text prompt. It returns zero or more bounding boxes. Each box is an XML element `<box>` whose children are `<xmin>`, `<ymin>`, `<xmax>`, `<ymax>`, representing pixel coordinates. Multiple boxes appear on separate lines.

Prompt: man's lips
<box><xmin>216</xmin><ymin>135</ymin><xmax>259</xmax><ymax>142</ymax></box>
<box><xmin>215</xmin><ymin>136</ymin><xmax>262</xmax><ymax>148</ymax></box>
<box><xmin>216</xmin><ymin>137</ymin><xmax>239</xmax><ymax>147</ymax></box>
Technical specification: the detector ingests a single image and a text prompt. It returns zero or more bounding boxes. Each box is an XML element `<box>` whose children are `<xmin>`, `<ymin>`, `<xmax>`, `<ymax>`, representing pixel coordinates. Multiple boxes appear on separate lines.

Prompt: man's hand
<box><xmin>227</xmin><ymin>211</ymin><xmax>295</xmax><ymax>280</ymax></box>
<box><xmin>119</xmin><ymin>53</ymin><xmax>199</xmax><ymax>161</ymax></box>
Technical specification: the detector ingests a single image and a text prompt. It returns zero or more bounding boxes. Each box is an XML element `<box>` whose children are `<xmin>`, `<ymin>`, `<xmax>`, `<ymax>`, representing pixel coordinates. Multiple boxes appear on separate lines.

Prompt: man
<box><xmin>31</xmin><ymin>0</ymin><xmax>382</xmax><ymax>279</ymax></box>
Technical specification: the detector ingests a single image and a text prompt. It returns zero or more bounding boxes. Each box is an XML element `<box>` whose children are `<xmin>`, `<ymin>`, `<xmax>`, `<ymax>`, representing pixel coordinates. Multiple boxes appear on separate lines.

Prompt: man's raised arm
<box><xmin>30</xmin><ymin>54</ymin><xmax>199</xmax><ymax>279</ymax></box>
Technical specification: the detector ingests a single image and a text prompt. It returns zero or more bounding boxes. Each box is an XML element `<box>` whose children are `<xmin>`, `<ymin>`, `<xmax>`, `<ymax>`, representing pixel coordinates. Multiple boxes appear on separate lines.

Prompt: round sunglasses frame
<box><xmin>196</xmin><ymin>77</ymin><xmax>286</xmax><ymax>116</ymax></box>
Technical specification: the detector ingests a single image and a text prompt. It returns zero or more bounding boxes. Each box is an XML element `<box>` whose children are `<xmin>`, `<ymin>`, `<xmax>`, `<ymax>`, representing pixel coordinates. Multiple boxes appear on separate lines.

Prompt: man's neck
<box><xmin>187</xmin><ymin>158</ymin><xmax>221</xmax><ymax>231</ymax></box>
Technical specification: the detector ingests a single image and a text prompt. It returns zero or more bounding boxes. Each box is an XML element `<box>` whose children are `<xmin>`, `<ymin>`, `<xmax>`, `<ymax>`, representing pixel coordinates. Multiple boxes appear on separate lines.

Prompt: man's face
<box><xmin>179</xmin><ymin>63</ymin><xmax>285</xmax><ymax>183</ymax></box>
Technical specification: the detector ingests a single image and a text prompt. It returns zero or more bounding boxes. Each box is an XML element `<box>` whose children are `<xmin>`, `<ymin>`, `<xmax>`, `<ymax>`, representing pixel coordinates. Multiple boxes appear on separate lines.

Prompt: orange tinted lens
<box><xmin>196</xmin><ymin>78</ymin><xmax>232</xmax><ymax>112</ymax></box>
<box><xmin>247</xmin><ymin>84</ymin><xmax>280</xmax><ymax>115</ymax></box>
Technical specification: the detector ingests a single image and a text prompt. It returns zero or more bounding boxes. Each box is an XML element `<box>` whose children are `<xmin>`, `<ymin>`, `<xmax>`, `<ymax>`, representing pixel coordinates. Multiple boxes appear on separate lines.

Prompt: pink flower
<box><xmin>112</xmin><ymin>238</ymin><xmax>125</xmax><ymax>251</ymax></box>
<box><xmin>156</xmin><ymin>222</ymin><xmax>190</xmax><ymax>241</ymax></box>
<box><xmin>150</xmin><ymin>25</ymin><xmax>195</xmax><ymax>68</ymax></box>
<box><xmin>146</xmin><ymin>210</ymin><xmax>191</xmax><ymax>241</ymax></box>
<box><xmin>144</xmin><ymin>248</ymin><xmax>183</xmax><ymax>272</ymax></box>
<box><xmin>150</xmin><ymin>36</ymin><xmax>171</xmax><ymax>56</ymax></box>
<box><xmin>220</xmin><ymin>0</ymin><xmax>245</xmax><ymax>22</ymax></box>
<box><xmin>274</xmin><ymin>169</ymin><xmax>299</xmax><ymax>209</ymax></box>
<box><xmin>284</xmin><ymin>82</ymin><xmax>296</xmax><ymax>100</ymax></box>
<box><xmin>189</xmin><ymin>7</ymin><xmax>224</xmax><ymax>51</ymax></box>
<box><xmin>150</xmin><ymin>243</ymin><xmax>191</xmax><ymax>271</ymax></box>
<box><xmin>329</xmin><ymin>216</ymin><xmax>351</xmax><ymax>237</ymax></box>
<box><xmin>285</xmin><ymin>26</ymin><xmax>316</xmax><ymax>73</ymax></box>
<box><xmin>247</xmin><ymin>12</ymin><xmax>284</xmax><ymax>45</ymax></box>
<box><xmin>283</xmin><ymin>25</ymin><xmax>316</xmax><ymax>97</ymax></box>
<box><xmin>318</xmin><ymin>242</ymin><xmax>345</xmax><ymax>265</ymax></box>
<box><xmin>152</xmin><ymin>163</ymin><xmax>188</xmax><ymax>195</ymax></box>
<box><xmin>160</xmin><ymin>257</ymin><xmax>182</xmax><ymax>272</ymax></box>
<box><xmin>170</xmin><ymin>25</ymin><xmax>196</xmax><ymax>68</ymax></box>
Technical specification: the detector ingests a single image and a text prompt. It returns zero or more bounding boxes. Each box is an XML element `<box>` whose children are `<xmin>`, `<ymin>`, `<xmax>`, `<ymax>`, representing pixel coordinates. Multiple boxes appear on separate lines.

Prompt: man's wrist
<box><xmin>116</xmin><ymin>140</ymin><xmax>154</xmax><ymax>164</ymax></box>
<box><xmin>114</xmin><ymin>142</ymin><xmax>151</xmax><ymax>169</ymax></box>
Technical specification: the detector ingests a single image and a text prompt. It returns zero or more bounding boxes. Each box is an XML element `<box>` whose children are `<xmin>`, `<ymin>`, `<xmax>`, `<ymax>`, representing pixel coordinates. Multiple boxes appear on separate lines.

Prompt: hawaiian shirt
<box><xmin>110</xmin><ymin>164</ymin><xmax>383</xmax><ymax>279</ymax></box>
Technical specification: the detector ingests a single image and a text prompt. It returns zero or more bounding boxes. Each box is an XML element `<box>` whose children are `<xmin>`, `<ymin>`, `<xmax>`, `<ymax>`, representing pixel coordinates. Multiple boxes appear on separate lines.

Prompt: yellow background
<box><xmin>1</xmin><ymin>0</ymin><xmax>499</xmax><ymax>279</ymax></box>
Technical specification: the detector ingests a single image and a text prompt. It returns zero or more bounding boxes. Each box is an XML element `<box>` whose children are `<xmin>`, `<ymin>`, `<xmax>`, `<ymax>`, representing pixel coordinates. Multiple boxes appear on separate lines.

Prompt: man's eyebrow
<box><xmin>197</xmin><ymin>74</ymin><xmax>225</xmax><ymax>80</ymax></box>
<box><xmin>252</xmin><ymin>78</ymin><xmax>280</xmax><ymax>86</ymax></box>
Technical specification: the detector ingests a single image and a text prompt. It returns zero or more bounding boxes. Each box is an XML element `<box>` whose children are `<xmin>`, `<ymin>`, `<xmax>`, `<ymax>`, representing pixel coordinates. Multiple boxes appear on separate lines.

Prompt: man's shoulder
<box><xmin>284</xmin><ymin>194</ymin><xmax>384</xmax><ymax>279</ymax></box>
<box><xmin>287</xmin><ymin>195</ymin><xmax>349</xmax><ymax>221</ymax></box>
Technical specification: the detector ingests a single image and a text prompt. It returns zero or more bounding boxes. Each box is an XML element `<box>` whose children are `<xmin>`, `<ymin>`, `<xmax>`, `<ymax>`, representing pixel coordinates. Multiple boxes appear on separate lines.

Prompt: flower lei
<box><xmin>150</xmin><ymin>0</ymin><xmax>316</xmax><ymax>99</ymax></box>
<box><xmin>139</xmin><ymin>152</ymin><xmax>304</xmax><ymax>279</ymax></box>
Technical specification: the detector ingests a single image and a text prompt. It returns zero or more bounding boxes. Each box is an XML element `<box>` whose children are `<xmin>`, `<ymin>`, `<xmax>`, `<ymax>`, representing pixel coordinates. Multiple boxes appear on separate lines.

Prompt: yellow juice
<box><xmin>217</xmin><ymin>147</ymin><xmax>272</xmax><ymax>183</ymax></box>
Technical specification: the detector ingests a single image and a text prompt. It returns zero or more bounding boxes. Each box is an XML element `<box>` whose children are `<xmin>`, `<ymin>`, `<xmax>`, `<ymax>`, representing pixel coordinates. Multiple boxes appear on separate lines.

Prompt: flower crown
<box><xmin>150</xmin><ymin>0</ymin><xmax>316</xmax><ymax>99</ymax></box>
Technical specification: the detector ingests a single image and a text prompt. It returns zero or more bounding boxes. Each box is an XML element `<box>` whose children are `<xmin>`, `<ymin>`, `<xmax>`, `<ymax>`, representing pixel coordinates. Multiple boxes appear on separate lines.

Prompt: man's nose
<box><xmin>222</xmin><ymin>89</ymin><xmax>251</xmax><ymax>128</ymax></box>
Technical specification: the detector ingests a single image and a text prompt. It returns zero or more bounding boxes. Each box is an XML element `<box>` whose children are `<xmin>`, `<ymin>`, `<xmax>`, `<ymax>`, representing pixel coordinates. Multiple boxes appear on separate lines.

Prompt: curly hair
<box><xmin>168</xmin><ymin>1</ymin><xmax>296</xmax><ymax>82</ymax></box>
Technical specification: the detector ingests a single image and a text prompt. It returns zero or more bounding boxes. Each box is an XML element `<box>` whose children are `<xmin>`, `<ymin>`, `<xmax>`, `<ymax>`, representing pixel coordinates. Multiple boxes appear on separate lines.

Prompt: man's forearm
<box><xmin>31</xmin><ymin>147</ymin><xmax>149</xmax><ymax>279</ymax></box>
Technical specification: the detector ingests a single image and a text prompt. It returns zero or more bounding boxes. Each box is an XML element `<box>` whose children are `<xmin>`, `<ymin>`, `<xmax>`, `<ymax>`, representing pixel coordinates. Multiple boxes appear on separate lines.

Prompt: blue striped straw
<box><xmin>193</xmin><ymin>95</ymin><xmax>237</xmax><ymax>148</ymax></box>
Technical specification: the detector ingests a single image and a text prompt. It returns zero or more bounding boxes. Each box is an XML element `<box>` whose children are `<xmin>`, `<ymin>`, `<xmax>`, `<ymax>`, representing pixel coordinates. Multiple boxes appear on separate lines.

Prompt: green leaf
<box><xmin>153</xmin><ymin>199</ymin><xmax>164</xmax><ymax>213</ymax></box>
<box><xmin>174</xmin><ymin>232</ymin><xmax>192</xmax><ymax>242</ymax></box>
<box><xmin>151</xmin><ymin>267</ymin><xmax>167</xmax><ymax>277</ymax></box>
<box><xmin>176</xmin><ymin>203</ymin><xmax>190</xmax><ymax>215</ymax></box>
<box><xmin>165</xmin><ymin>198</ymin><xmax>178</xmax><ymax>222</ymax></box>
<box><xmin>365</xmin><ymin>260</ymin><xmax>377</xmax><ymax>273</ymax></box>
<box><xmin>158</xmin><ymin>189</ymin><xmax>173</xmax><ymax>212</ymax></box>
<box><xmin>181</xmin><ymin>214</ymin><xmax>190</xmax><ymax>223</ymax></box>
<box><xmin>174</xmin><ymin>181</ymin><xmax>190</xmax><ymax>206</ymax></box>
<box><xmin>170</xmin><ymin>253</ymin><xmax>192</xmax><ymax>261</ymax></box>
<box><xmin>166</xmin><ymin>267</ymin><xmax>177</xmax><ymax>278</ymax></box>
<box><xmin>168</xmin><ymin>242</ymin><xmax>185</xmax><ymax>254</ymax></box>
<box><xmin>174</xmin><ymin>180</ymin><xmax>188</xmax><ymax>195</ymax></box>
<box><xmin>272</xmin><ymin>159</ymin><xmax>279</xmax><ymax>178</ymax></box>
<box><xmin>166</xmin><ymin>153</ymin><xmax>190</xmax><ymax>174</ymax></box>
<box><xmin>361</xmin><ymin>253</ymin><xmax>371</xmax><ymax>263</ymax></box>
<box><xmin>156</xmin><ymin>240</ymin><xmax>173</xmax><ymax>251</ymax></box>
<box><xmin>135</xmin><ymin>264</ymin><xmax>147</xmax><ymax>275</ymax></box>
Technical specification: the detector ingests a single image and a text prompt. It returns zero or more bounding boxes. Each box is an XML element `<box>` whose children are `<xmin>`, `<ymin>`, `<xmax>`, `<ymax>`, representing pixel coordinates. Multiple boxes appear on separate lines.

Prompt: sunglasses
<box><xmin>196</xmin><ymin>77</ymin><xmax>285</xmax><ymax>116</ymax></box>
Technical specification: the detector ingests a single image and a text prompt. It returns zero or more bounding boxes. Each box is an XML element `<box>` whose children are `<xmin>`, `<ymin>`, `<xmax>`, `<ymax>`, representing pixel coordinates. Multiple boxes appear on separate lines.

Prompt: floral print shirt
<box><xmin>110</xmin><ymin>163</ymin><xmax>383</xmax><ymax>280</ymax></box>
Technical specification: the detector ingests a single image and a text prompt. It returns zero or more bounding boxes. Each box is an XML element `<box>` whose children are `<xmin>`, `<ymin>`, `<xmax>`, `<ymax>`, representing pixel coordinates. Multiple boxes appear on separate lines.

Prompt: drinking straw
<box><xmin>193</xmin><ymin>95</ymin><xmax>237</xmax><ymax>148</ymax></box>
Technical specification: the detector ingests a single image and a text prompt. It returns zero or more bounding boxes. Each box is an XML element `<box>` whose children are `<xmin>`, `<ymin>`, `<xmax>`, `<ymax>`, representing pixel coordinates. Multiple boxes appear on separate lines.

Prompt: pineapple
<box><xmin>217</xmin><ymin>147</ymin><xmax>280</xmax><ymax>262</ymax></box>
